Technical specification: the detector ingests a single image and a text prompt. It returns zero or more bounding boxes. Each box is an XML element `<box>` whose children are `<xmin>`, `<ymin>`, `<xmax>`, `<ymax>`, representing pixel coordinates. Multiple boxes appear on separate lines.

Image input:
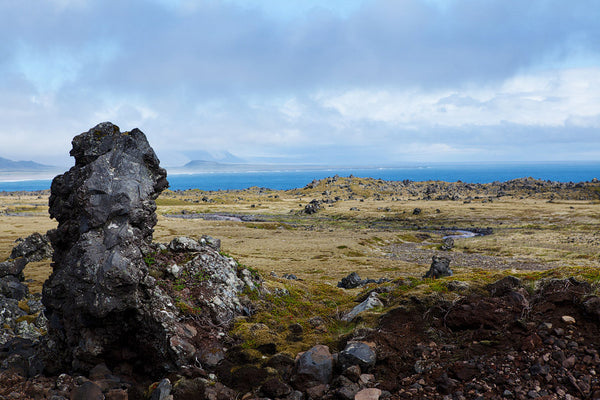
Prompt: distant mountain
<box><xmin>183</xmin><ymin>160</ymin><xmax>221</xmax><ymax>168</ymax></box>
<box><xmin>0</xmin><ymin>156</ymin><xmax>54</xmax><ymax>171</ymax></box>
<box><xmin>182</xmin><ymin>150</ymin><xmax>245</xmax><ymax>164</ymax></box>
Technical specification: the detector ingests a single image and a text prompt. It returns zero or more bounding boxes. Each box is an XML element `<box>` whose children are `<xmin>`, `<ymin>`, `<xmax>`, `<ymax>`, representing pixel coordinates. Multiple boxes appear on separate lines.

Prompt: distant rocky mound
<box><xmin>299</xmin><ymin>175</ymin><xmax>600</xmax><ymax>201</ymax></box>
<box><xmin>0</xmin><ymin>156</ymin><xmax>54</xmax><ymax>171</ymax></box>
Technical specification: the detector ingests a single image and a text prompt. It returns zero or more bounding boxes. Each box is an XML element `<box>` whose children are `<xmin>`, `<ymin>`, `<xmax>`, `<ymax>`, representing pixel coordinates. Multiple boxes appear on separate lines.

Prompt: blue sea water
<box><xmin>1</xmin><ymin>162</ymin><xmax>599</xmax><ymax>192</ymax></box>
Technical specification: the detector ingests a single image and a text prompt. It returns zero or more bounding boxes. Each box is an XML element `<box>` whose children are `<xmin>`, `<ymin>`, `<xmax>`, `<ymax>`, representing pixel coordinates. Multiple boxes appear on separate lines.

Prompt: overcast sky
<box><xmin>1</xmin><ymin>0</ymin><xmax>599</xmax><ymax>167</ymax></box>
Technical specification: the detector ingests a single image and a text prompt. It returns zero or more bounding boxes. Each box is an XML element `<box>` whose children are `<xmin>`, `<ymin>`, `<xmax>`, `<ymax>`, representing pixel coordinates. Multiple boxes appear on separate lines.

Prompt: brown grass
<box><xmin>1</xmin><ymin>185</ymin><xmax>598</xmax><ymax>294</ymax></box>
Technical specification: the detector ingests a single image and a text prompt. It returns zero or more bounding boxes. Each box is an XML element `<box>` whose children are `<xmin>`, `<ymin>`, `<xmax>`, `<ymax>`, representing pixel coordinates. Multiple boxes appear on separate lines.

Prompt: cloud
<box><xmin>0</xmin><ymin>0</ymin><xmax>599</xmax><ymax>166</ymax></box>
<box><xmin>316</xmin><ymin>67</ymin><xmax>600</xmax><ymax>127</ymax></box>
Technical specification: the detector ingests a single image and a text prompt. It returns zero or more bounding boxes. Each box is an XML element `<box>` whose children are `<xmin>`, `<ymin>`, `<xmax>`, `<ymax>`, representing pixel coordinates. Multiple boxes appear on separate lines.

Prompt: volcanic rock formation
<box><xmin>42</xmin><ymin>123</ymin><xmax>186</xmax><ymax>374</ymax></box>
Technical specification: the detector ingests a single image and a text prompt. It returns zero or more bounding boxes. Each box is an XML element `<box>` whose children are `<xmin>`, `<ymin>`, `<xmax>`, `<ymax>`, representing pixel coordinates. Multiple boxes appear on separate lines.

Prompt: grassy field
<box><xmin>2</xmin><ymin>177</ymin><xmax>598</xmax><ymax>295</ymax></box>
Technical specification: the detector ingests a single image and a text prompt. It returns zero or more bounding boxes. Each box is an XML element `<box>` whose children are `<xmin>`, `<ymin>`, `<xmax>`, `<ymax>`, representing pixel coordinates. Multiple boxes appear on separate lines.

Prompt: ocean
<box><xmin>1</xmin><ymin>162</ymin><xmax>599</xmax><ymax>192</ymax></box>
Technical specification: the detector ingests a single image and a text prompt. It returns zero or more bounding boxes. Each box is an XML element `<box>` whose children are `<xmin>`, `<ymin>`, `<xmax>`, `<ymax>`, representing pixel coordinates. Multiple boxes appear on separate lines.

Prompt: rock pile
<box><xmin>337</xmin><ymin>272</ymin><xmax>389</xmax><ymax>289</ymax></box>
<box><xmin>0</xmin><ymin>233</ymin><xmax>51</xmax><ymax>350</ymax></box>
<box><xmin>0</xmin><ymin>232</ymin><xmax>51</xmax><ymax>301</ymax></box>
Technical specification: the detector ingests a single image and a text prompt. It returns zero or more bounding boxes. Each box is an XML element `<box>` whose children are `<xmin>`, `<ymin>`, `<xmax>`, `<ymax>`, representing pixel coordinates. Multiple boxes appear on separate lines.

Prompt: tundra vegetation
<box><xmin>1</xmin><ymin>175</ymin><xmax>600</xmax><ymax>398</ymax></box>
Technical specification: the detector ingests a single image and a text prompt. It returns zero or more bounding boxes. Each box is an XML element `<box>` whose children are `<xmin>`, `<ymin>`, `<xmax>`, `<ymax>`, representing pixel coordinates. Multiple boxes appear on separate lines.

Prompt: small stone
<box><xmin>561</xmin><ymin>315</ymin><xmax>576</xmax><ymax>324</ymax></box>
<box><xmin>359</xmin><ymin>374</ymin><xmax>375</xmax><ymax>386</ymax></box>
<box><xmin>70</xmin><ymin>381</ymin><xmax>104</xmax><ymax>400</ymax></box>
<box><xmin>355</xmin><ymin>388</ymin><xmax>382</xmax><ymax>400</ymax></box>
<box><xmin>305</xmin><ymin>384</ymin><xmax>328</xmax><ymax>399</ymax></box>
<box><xmin>343</xmin><ymin>365</ymin><xmax>362</xmax><ymax>382</ymax></box>
<box><xmin>562</xmin><ymin>355</ymin><xmax>576</xmax><ymax>369</ymax></box>
<box><xmin>150</xmin><ymin>378</ymin><xmax>172</xmax><ymax>400</ymax></box>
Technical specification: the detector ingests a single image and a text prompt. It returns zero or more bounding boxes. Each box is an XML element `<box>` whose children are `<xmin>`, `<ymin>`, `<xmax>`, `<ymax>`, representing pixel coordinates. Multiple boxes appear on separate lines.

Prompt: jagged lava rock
<box><xmin>9</xmin><ymin>232</ymin><xmax>53</xmax><ymax>263</ymax></box>
<box><xmin>423</xmin><ymin>255</ymin><xmax>452</xmax><ymax>279</ymax></box>
<box><xmin>42</xmin><ymin>122</ymin><xmax>182</xmax><ymax>373</ymax></box>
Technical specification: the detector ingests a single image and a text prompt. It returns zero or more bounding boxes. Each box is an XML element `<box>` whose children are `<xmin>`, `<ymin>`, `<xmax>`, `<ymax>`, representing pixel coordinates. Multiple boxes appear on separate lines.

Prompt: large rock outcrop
<box><xmin>42</xmin><ymin>123</ymin><xmax>183</xmax><ymax>374</ymax></box>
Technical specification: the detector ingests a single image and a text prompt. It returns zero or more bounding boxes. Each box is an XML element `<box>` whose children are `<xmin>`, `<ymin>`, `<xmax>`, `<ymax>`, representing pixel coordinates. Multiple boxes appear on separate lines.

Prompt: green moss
<box><xmin>233</xmin><ymin>280</ymin><xmax>356</xmax><ymax>354</ymax></box>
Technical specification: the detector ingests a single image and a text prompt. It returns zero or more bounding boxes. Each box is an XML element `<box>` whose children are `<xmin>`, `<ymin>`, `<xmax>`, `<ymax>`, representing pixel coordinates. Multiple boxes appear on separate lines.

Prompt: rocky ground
<box><xmin>0</xmin><ymin>124</ymin><xmax>599</xmax><ymax>399</ymax></box>
<box><xmin>2</xmin><ymin>264</ymin><xmax>600</xmax><ymax>399</ymax></box>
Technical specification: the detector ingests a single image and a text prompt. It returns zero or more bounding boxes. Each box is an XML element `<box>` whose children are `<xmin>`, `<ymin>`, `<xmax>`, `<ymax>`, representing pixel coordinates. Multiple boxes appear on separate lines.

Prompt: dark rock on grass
<box><xmin>338</xmin><ymin>272</ymin><xmax>364</xmax><ymax>289</ymax></box>
<box><xmin>304</xmin><ymin>199</ymin><xmax>322</xmax><ymax>214</ymax></box>
<box><xmin>440</xmin><ymin>236</ymin><xmax>454</xmax><ymax>251</ymax></box>
<box><xmin>486</xmin><ymin>275</ymin><xmax>522</xmax><ymax>296</ymax></box>
<box><xmin>9</xmin><ymin>233</ymin><xmax>52</xmax><ymax>263</ymax></box>
<box><xmin>423</xmin><ymin>255</ymin><xmax>452</xmax><ymax>279</ymax></box>
<box><xmin>337</xmin><ymin>272</ymin><xmax>389</xmax><ymax>289</ymax></box>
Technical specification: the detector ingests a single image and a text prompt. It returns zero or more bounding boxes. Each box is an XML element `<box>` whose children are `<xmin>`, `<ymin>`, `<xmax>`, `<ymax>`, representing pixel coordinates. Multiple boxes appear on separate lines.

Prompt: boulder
<box><xmin>200</xmin><ymin>235</ymin><xmax>221</xmax><ymax>251</ymax></box>
<box><xmin>150</xmin><ymin>378</ymin><xmax>173</xmax><ymax>400</ymax></box>
<box><xmin>294</xmin><ymin>344</ymin><xmax>333</xmax><ymax>387</ymax></box>
<box><xmin>337</xmin><ymin>272</ymin><xmax>389</xmax><ymax>289</ymax></box>
<box><xmin>0</xmin><ymin>275</ymin><xmax>29</xmax><ymax>300</ymax></box>
<box><xmin>9</xmin><ymin>232</ymin><xmax>53</xmax><ymax>263</ymax></box>
<box><xmin>338</xmin><ymin>272</ymin><xmax>363</xmax><ymax>289</ymax></box>
<box><xmin>42</xmin><ymin>123</ymin><xmax>187</xmax><ymax>374</ymax></box>
<box><xmin>168</xmin><ymin>236</ymin><xmax>202</xmax><ymax>252</ymax></box>
<box><xmin>423</xmin><ymin>255</ymin><xmax>452</xmax><ymax>279</ymax></box>
<box><xmin>304</xmin><ymin>199</ymin><xmax>321</xmax><ymax>214</ymax></box>
<box><xmin>0</xmin><ymin>258</ymin><xmax>28</xmax><ymax>279</ymax></box>
<box><xmin>342</xmin><ymin>292</ymin><xmax>383</xmax><ymax>322</ymax></box>
<box><xmin>441</xmin><ymin>237</ymin><xmax>454</xmax><ymax>251</ymax></box>
<box><xmin>338</xmin><ymin>341</ymin><xmax>377</xmax><ymax>372</ymax></box>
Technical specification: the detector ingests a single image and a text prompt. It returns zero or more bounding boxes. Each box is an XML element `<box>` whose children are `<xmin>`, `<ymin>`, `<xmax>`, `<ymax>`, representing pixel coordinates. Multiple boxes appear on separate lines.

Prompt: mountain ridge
<box><xmin>0</xmin><ymin>156</ymin><xmax>54</xmax><ymax>171</ymax></box>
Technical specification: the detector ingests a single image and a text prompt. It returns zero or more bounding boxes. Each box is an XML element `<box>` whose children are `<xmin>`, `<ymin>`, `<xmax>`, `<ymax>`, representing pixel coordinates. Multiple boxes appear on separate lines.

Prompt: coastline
<box><xmin>1</xmin><ymin>161</ymin><xmax>599</xmax><ymax>192</ymax></box>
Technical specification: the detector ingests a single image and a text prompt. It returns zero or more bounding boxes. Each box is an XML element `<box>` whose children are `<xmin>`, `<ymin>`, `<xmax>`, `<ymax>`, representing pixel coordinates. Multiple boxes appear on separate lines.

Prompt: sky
<box><xmin>1</xmin><ymin>0</ymin><xmax>599</xmax><ymax>167</ymax></box>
